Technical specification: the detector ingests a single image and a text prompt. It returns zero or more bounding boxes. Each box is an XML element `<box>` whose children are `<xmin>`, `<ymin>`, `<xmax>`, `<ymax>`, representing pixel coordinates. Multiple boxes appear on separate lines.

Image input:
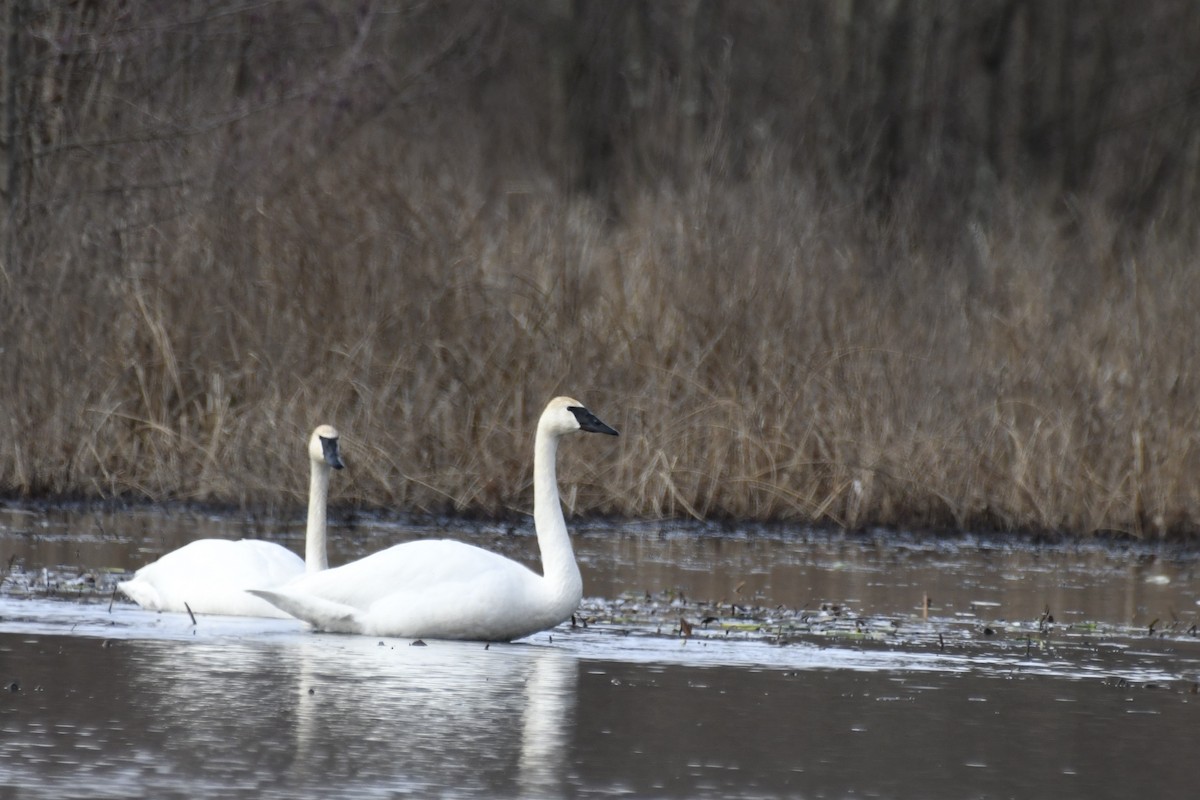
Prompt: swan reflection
<box><xmin>125</xmin><ymin>632</ymin><xmax>577</xmax><ymax>797</ymax></box>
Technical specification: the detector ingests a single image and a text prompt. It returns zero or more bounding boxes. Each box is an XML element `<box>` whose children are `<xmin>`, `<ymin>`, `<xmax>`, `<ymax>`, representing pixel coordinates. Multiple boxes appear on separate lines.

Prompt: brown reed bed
<box><xmin>3</xmin><ymin>154</ymin><xmax>1198</xmax><ymax>539</ymax></box>
<box><xmin>4</xmin><ymin>3</ymin><xmax>1200</xmax><ymax>538</ymax></box>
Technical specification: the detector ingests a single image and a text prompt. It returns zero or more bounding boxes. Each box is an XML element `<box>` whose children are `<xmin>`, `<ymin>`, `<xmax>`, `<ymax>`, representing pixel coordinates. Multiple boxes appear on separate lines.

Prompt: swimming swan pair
<box><xmin>121</xmin><ymin>397</ymin><xmax>618</xmax><ymax>642</ymax></box>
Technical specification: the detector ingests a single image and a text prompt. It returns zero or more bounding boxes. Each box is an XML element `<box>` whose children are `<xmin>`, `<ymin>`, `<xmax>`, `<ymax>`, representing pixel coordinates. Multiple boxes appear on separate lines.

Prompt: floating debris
<box><xmin>567</xmin><ymin>589</ymin><xmax>1200</xmax><ymax>660</ymax></box>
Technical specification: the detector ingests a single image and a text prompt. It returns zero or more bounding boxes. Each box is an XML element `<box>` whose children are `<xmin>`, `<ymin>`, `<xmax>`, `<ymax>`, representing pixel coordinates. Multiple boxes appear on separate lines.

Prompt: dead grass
<box><xmin>3</xmin><ymin>151</ymin><xmax>1199</xmax><ymax>539</ymax></box>
<box><xmin>3</xmin><ymin>4</ymin><xmax>1200</xmax><ymax>537</ymax></box>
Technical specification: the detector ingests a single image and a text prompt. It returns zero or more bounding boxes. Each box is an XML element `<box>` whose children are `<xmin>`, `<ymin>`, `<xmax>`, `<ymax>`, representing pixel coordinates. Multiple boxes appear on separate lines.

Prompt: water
<box><xmin>1</xmin><ymin>505</ymin><xmax>1198</xmax><ymax>798</ymax></box>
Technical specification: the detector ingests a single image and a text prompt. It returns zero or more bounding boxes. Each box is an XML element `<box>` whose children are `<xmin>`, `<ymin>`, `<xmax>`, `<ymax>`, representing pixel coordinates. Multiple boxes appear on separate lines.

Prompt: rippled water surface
<box><xmin>1</xmin><ymin>505</ymin><xmax>1198</xmax><ymax>798</ymax></box>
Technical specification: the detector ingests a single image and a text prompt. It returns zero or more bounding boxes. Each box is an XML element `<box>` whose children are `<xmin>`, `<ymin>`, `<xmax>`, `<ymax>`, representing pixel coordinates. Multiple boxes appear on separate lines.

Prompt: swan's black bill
<box><xmin>321</xmin><ymin>436</ymin><xmax>346</xmax><ymax>469</ymax></box>
<box><xmin>569</xmin><ymin>406</ymin><xmax>619</xmax><ymax>436</ymax></box>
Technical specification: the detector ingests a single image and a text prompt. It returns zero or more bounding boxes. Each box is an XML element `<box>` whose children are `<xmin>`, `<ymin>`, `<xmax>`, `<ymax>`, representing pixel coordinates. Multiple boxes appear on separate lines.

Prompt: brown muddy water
<box><xmin>1</xmin><ymin>505</ymin><xmax>1198</xmax><ymax>799</ymax></box>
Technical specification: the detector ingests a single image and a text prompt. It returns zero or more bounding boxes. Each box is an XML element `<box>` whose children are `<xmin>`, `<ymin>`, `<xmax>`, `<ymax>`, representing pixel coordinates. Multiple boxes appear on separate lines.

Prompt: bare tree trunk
<box><xmin>3</xmin><ymin>0</ymin><xmax>26</xmax><ymax>281</ymax></box>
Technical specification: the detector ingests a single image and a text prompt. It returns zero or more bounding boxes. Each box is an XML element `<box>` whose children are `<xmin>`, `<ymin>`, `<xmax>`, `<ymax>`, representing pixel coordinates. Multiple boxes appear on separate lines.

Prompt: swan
<box><xmin>118</xmin><ymin>425</ymin><xmax>345</xmax><ymax>617</ymax></box>
<box><xmin>249</xmin><ymin>396</ymin><xmax>618</xmax><ymax>641</ymax></box>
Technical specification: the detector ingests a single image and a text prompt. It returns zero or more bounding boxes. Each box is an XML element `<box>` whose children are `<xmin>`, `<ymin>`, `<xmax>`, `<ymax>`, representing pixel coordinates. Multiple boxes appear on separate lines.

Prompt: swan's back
<box><xmin>259</xmin><ymin>538</ymin><xmax>566</xmax><ymax>640</ymax></box>
<box><xmin>284</xmin><ymin>539</ymin><xmax>542</xmax><ymax>608</ymax></box>
<box><xmin>119</xmin><ymin>539</ymin><xmax>305</xmax><ymax>617</ymax></box>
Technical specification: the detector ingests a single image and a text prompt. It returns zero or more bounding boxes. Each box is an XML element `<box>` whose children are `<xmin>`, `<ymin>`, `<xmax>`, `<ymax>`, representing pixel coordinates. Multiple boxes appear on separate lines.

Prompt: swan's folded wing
<box><xmin>247</xmin><ymin>589</ymin><xmax>364</xmax><ymax>633</ymax></box>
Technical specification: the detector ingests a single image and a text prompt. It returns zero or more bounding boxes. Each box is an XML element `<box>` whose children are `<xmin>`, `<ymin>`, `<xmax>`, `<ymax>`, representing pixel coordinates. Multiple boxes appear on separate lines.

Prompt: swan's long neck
<box><xmin>533</xmin><ymin>426</ymin><xmax>582</xmax><ymax>606</ymax></box>
<box><xmin>305</xmin><ymin>459</ymin><xmax>330</xmax><ymax>573</ymax></box>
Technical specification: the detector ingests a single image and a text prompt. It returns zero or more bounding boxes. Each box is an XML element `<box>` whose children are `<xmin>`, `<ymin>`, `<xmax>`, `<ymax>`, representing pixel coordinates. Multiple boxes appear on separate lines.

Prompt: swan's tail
<box><xmin>117</xmin><ymin>579</ymin><xmax>163</xmax><ymax>611</ymax></box>
<box><xmin>247</xmin><ymin>589</ymin><xmax>364</xmax><ymax>633</ymax></box>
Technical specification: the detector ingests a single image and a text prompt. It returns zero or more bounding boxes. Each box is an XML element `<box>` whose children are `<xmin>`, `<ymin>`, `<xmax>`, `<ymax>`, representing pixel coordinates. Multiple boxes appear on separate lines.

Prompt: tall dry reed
<box><xmin>3</xmin><ymin>2</ymin><xmax>1199</xmax><ymax>537</ymax></box>
<box><xmin>4</xmin><ymin>151</ymin><xmax>1199</xmax><ymax>537</ymax></box>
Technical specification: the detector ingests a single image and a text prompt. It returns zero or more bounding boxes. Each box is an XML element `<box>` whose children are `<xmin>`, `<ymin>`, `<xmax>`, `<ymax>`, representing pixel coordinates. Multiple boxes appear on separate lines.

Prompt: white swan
<box><xmin>249</xmin><ymin>397</ymin><xmax>618</xmax><ymax>641</ymax></box>
<box><xmin>118</xmin><ymin>425</ymin><xmax>345</xmax><ymax>617</ymax></box>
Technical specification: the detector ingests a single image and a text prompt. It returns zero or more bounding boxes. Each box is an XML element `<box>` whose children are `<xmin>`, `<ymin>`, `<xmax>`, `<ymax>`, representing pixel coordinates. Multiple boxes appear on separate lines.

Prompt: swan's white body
<box><xmin>251</xmin><ymin>397</ymin><xmax>618</xmax><ymax>641</ymax></box>
<box><xmin>118</xmin><ymin>425</ymin><xmax>344</xmax><ymax>617</ymax></box>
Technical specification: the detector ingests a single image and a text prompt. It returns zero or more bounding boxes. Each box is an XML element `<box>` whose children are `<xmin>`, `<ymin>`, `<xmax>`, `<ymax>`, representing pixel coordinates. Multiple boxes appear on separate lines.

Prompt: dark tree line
<box><xmin>3</xmin><ymin>0</ymin><xmax>1200</xmax><ymax>278</ymax></box>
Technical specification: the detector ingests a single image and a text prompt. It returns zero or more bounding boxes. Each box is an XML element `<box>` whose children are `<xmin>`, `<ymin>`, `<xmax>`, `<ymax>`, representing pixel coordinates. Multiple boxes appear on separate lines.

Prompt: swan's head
<box><xmin>541</xmin><ymin>396</ymin><xmax>619</xmax><ymax>437</ymax></box>
<box><xmin>309</xmin><ymin>424</ymin><xmax>345</xmax><ymax>470</ymax></box>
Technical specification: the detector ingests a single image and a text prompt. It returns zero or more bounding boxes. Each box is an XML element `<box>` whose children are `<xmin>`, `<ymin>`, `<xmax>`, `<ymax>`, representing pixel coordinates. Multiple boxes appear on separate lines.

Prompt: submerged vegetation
<box><xmin>2</xmin><ymin>3</ymin><xmax>1200</xmax><ymax>536</ymax></box>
